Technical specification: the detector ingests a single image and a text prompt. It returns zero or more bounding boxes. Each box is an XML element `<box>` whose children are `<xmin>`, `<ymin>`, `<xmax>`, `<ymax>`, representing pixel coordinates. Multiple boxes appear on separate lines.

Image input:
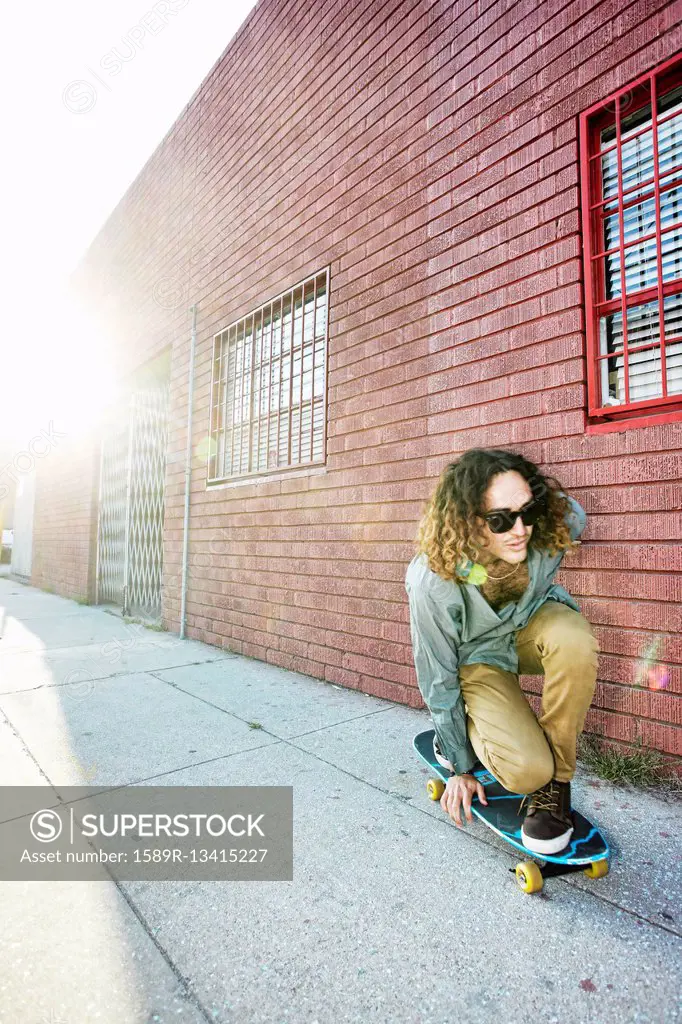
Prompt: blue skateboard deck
<box><xmin>414</xmin><ymin>729</ymin><xmax>609</xmax><ymax>890</ymax></box>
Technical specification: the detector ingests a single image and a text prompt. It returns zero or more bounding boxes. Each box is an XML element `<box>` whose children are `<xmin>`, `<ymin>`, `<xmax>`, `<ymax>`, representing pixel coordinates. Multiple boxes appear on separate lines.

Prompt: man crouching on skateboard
<box><xmin>405</xmin><ymin>448</ymin><xmax>599</xmax><ymax>855</ymax></box>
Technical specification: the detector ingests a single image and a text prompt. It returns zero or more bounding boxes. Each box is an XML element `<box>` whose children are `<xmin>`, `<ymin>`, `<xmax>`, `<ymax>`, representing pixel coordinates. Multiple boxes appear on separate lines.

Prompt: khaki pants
<box><xmin>459</xmin><ymin>601</ymin><xmax>599</xmax><ymax>793</ymax></box>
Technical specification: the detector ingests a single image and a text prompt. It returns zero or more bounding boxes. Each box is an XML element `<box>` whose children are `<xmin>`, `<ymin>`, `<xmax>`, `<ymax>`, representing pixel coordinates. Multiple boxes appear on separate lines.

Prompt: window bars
<box><xmin>580</xmin><ymin>55</ymin><xmax>682</xmax><ymax>422</ymax></box>
<box><xmin>208</xmin><ymin>269</ymin><xmax>329</xmax><ymax>482</ymax></box>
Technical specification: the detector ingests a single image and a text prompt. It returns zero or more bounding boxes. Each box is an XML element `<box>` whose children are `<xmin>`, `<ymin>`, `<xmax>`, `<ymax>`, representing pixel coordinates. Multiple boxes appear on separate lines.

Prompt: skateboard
<box><xmin>414</xmin><ymin>729</ymin><xmax>610</xmax><ymax>893</ymax></box>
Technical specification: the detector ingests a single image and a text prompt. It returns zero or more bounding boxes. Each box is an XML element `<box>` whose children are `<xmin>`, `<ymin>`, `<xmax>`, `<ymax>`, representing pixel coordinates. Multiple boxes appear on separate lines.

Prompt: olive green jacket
<box><xmin>404</xmin><ymin>496</ymin><xmax>587</xmax><ymax>774</ymax></box>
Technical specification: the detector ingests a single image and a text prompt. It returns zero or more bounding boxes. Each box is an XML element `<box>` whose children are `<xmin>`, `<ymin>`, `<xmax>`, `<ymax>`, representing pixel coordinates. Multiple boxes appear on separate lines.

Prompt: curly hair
<box><xmin>415</xmin><ymin>448</ymin><xmax>580</xmax><ymax>582</ymax></box>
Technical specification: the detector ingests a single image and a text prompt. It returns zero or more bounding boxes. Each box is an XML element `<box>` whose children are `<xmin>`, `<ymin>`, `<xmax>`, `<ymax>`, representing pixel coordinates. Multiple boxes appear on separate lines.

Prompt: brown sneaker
<box><xmin>519</xmin><ymin>780</ymin><xmax>574</xmax><ymax>855</ymax></box>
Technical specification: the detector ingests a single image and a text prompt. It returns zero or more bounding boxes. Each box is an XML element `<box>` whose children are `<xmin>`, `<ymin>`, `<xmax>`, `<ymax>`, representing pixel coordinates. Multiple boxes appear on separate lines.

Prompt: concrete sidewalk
<box><xmin>0</xmin><ymin>575</ymin><xmax>680</xmax><ymax>1024</ymax></box>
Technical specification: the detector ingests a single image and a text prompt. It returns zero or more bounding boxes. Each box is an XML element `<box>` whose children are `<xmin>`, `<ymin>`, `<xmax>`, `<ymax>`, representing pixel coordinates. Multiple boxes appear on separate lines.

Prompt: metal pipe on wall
<box><xmin>179</xmin><ymin>304</ymin><xmax>197</xmax><ymax>639</ymax></box>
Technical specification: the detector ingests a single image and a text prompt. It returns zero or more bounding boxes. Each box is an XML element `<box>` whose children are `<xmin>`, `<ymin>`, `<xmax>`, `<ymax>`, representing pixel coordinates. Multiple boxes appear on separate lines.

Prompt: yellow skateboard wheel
<box><xmin>584</xmin><ymin>859</ymin><xmax>609</xmax><ymax>879</ymax></box>
<box><xmin>515</xmin><ymin>861</ymin><xmax>544</xmax><ymax>893</ymax></box>
<box><xmin>426</xmin><ymin>778</ymin><xmax>445</xmax><ymax>801</ymax></box>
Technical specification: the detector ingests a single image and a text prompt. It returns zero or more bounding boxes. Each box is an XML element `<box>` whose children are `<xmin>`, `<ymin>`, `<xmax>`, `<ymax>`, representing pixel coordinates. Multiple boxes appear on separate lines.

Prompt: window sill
<box><xmin>585</xmin><ymin>408</ymin><xmax>682</xmax><ymax>434</ymax></box>
<box><xmin>206</xmin><ymin>464</ymin><xmax>328</xmax><ymax>490</ymax></box>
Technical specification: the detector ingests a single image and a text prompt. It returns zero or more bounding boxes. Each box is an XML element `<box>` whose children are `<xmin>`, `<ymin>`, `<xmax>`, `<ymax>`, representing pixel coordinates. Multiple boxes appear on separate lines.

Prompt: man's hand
<box><xmin>440</xmin><ymin>774</ymin><xmax>488</xmax><ymax>826</ymax></box>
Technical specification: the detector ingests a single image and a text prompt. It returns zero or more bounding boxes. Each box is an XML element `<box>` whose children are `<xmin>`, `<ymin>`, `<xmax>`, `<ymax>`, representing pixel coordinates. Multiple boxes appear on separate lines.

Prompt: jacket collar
<box><xmin>458</xmin><ymin>546</ymin><xmax>541</xmax><ymax>635</ymax></box>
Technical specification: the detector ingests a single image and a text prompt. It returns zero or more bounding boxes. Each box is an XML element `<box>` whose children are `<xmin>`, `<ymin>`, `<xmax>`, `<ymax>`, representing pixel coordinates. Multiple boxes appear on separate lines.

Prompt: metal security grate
<box><xmin>96</xmin><ymin>415</ymin><xmax>131</xmax><ymax>608</ymax></box>
<box><xmin>96</xmin><ymin>386</ymin><xmax>169</xmax><ymax>620</ymax></box>
<box><xmin>126</xmin><ymin>388</ymin><xmax>169</xmax><ymax>618</ymax></box>
<box><xmin>208</xmin><ymin>269</ymin><xmax>329</xmax><ymax>482</ymax></box>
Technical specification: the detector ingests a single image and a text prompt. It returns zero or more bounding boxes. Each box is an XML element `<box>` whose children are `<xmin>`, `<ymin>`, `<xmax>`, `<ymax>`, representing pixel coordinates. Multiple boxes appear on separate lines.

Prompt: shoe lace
<box><xmin>518</xmin><ymin>780</ymin><xmax>561</xmax><ymax>817</ymax></box>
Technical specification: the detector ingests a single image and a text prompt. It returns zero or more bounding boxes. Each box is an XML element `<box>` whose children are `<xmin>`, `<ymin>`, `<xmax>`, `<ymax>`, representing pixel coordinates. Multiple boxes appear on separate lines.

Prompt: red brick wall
<box><xmin>65</xmin><ymin>0</ymin><xmax>682</xmax><ymax>768</ymax></box>
<box><xmin>31</xmin><ymin>433</ymin><xmax>100</xmax><ymax>601</ymax></box>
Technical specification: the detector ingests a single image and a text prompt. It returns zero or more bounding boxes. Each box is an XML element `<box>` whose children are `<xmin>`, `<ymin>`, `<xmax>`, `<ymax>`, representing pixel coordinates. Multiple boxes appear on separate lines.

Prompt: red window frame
<box><xmin>580</xmin><ymin>53</ymin><xmax>682</xmax><ymax>434</ymax></box>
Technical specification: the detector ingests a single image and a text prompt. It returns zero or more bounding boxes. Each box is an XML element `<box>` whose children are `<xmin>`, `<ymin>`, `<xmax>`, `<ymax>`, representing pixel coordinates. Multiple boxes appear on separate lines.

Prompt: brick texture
<box><xmin>33</xmin><ymin>0</ymin><xmax>682</xmax><ymax>766</ymax></box>
<box><xmin>31</xmin><ymin>433</ymin><xmax>99</xmax><ymax>602</ymax></box>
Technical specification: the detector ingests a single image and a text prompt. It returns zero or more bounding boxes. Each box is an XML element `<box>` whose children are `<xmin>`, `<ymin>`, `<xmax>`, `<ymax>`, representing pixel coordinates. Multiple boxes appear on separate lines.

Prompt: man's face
<box><xmin>476</xmin><ymin>470</ymin><xmax>534</xmax><ymax>564</ymax></box>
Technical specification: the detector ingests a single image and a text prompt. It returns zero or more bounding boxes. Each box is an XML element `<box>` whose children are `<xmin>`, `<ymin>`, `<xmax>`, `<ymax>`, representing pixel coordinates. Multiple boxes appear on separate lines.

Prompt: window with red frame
<box><xmin>580</xmin><ymin>55</ymin><xmax>682</xmax><ymax>426</ymax></box>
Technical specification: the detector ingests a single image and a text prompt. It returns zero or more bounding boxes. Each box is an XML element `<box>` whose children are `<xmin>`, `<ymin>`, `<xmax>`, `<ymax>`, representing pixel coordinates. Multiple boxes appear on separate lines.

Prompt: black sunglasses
<box><xmin>482</xmin><ymin>499</ymin><xmax>544</xmax><ymax>535</ymax></box>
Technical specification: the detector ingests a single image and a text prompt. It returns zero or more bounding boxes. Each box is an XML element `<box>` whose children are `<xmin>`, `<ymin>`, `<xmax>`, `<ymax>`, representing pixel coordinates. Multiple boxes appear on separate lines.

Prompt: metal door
<box><xmin>96</xmin><ymin>386</ymin><xmax>169</xmax><ymax>620</ymax></box>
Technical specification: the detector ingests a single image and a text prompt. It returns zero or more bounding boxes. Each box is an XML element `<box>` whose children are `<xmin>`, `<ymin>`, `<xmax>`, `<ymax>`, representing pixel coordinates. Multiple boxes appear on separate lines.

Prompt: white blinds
<box><xmin>599</xmin><ymin>292</ymin><xmax>682</xmax><ymax>403</ymax></box>
<box><xmin>598</xmin><ymin>85</ymin><xmax>682</xmax><ymax>404</ymax></box>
